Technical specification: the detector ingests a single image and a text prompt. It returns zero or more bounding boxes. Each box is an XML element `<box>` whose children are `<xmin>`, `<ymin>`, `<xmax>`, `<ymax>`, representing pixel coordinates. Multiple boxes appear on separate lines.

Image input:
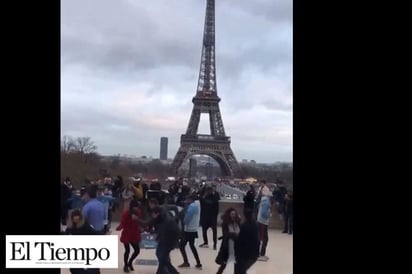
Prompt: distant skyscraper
<box><xmin>160</xmin><ymin>137</ymin><xmax>168</xmax><ymax>160</ymax></box>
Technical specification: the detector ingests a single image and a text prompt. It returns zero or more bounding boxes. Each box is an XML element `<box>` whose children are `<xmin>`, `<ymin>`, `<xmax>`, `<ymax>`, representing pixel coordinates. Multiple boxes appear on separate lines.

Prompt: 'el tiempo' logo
<box><xmin>5</xmin><ymin>235</ymin><xmax>118</xmax><ymax>268</ymax></box>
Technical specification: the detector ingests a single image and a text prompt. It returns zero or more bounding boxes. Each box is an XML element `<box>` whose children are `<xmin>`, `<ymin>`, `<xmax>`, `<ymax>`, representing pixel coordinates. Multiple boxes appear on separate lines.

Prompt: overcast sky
<box><xmin>61</xmin><ymin>0</ymin><xmax>292</xmax><ymax>163</ymax></box>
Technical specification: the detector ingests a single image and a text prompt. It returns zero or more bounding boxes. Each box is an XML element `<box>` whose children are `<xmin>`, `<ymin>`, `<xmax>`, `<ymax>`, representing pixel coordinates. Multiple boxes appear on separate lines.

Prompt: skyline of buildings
<box><xmin>100</xmin><ymin>150</ymin><xmax>292</xmax><ymax>166</ymax></box>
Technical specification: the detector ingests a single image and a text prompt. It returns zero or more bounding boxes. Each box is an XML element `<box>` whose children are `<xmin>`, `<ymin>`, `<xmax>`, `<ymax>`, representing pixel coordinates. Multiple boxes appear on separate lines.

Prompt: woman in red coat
<box><xmin>116</xmin><ymin>200</ymin><xmax>143</xmax><ymax>273</ymax></box>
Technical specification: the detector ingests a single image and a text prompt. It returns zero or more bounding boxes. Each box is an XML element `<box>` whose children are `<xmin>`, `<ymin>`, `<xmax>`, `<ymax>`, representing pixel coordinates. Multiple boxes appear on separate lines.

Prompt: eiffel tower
<box><xmin>172</xmin><ymin>0</ymin><xmax>240</xmax><ymax>178</ymax></box>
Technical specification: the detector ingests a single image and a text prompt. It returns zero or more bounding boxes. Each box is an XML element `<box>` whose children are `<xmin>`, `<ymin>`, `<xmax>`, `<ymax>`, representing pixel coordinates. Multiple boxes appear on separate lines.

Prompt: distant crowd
<box><xmin>60</xmin><ymin>176</ymin><xmax>293</xmax><ymax>274</ymax></box>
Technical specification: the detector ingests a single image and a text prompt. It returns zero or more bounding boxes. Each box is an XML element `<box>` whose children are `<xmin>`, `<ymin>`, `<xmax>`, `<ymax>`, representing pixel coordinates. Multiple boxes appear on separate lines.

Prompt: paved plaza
<box><xmin>61</xmin><ymin>223</ymin><xmax>293</xmax><ymax>274</ymax></box>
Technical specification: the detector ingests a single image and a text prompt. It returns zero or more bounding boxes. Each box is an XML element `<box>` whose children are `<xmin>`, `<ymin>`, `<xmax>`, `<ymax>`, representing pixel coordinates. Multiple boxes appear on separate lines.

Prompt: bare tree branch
<box><xmin>61</xmin><ymin>135</ymin><xmax>76</xmax><ymax>154</ymax></box>
<box><xmin>76</xmin><ymin>137</ymin><xmax>97</xmax><ymax>155</ymax></box>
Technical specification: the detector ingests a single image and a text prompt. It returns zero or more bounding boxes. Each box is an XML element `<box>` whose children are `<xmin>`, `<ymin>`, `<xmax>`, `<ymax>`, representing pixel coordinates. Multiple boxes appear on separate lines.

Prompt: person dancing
<box><xmin>116</xmin><ymin>200</ymin><xmax>143</xmax><ymax>273</ymax></box>
<box><xmin>215</xmin><ymin>208</ymin><xmax>241</xmax><ymax>274</ymax></box>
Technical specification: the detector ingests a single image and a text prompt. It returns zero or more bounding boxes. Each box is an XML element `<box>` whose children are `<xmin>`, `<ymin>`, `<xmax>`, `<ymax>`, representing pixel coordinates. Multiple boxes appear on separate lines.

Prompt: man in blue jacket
<box><xmin>178</xmin><ymin>193</ymin><xmax>202</xmax><ymax>269</ymax></box>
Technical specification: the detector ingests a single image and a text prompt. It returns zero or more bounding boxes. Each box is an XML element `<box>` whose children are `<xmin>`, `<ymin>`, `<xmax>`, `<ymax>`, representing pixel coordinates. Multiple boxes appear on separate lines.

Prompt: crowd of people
<box><xmin>60</xmin><ymin>176</ymin><xmax>293</xmax><ymax>274</ymax></box>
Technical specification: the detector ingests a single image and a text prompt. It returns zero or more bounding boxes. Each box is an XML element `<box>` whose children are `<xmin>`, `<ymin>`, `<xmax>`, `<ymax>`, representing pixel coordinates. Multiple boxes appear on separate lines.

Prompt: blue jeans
<box><xmin>155</xmin><ymin>244</ymin><xmax>178</xmax><ymax>274</ymax></box>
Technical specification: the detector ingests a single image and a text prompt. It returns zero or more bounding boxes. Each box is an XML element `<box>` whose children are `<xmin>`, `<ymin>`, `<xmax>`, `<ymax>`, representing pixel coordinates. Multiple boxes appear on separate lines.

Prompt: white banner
<box><xmin>5</xmin><ymin>235</ymin><xmax>118</xmax><ymax>269</ymax></box>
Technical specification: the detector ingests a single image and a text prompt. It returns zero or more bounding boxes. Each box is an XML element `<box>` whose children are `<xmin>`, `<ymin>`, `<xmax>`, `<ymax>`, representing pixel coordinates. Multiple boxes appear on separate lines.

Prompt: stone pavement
<box><xmin>61</xmin><ymin>223</ymin><xmax>292</xmax><ymax>274</ymax></box>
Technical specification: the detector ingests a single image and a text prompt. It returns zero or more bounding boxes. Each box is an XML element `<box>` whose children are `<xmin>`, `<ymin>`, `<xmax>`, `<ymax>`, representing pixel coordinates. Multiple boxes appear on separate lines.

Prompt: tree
<box><xmin>61</xmin><ymin>135</ymin><xmax>76</xmax><ymax>154</ymax></box>
<box><xmin>60</xmin><ymin>136</ymin><xmax>100</xmax><ymax>186</ymax></box>
<box><xmin>75</xmin><ymin>137</ymin><xmax>97</xmax><ymax>154</ymax></box>
<box><xmin>109</xmin><ymin>156</ymin><xmax>121</xmax><ymax>170</ymax></box>
<box><xmin>146</xmin><ymin>159</ymin><xmax>169</xmax><ymax>179</ymax></box>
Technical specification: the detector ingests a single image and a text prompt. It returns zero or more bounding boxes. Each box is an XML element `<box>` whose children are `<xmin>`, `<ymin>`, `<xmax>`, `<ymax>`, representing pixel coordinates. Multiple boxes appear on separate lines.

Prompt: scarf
<box><xmin>227</xmin><ymin>222</ymin><xmax>240</xmax><ymax>263</ymax></box>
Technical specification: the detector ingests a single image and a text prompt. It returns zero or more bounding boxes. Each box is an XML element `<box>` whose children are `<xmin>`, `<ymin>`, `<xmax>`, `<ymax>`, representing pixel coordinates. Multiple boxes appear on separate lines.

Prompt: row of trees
<box><xmin>61</xmin><ymin>136</ymin><xmax>97</xmax><ymax>155</ymax></box>
<box><xmin>61</xmin><ymin>136</ymin><xmax>173</xmax><ymax>186</ymax></box>
<box><xmin>106</xmin><ymin>156</ymin><xmax>171</xmax><ymax>179</ymax></box>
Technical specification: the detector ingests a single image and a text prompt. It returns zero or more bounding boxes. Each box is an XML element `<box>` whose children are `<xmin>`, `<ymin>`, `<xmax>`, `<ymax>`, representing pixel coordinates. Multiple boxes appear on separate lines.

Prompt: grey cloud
<box><xmin>61</xmin><ymin>27</ymin><xmax>200</xmax><ymax>72</ymax></box>
<box><xmin>61</xmin><ymin>106</ymin><xmax>129</xmax><ymax>132</ymax></box>
<box><xmin>217</xmin><ymin>47</ymin><xmax>291</xmax><ymax>81</ymax></box>
<box><xmin>222</xmin><ymin>0</ymin><xmax>292</xmax><ymax>24</ymax></box>
<box><xmin>62</xmin><ymin>0</ymin><xmax>291</xmax><ymax>81</ymax></box>
<box><xmin>62</xmin><ymin>0</ymin><xmax>201</xmax><ymax>71</ymax></box>
<box><xmin>261</xmin><ymin>100</ymin><xmax>292</xmax><ymax>112</ymax></box>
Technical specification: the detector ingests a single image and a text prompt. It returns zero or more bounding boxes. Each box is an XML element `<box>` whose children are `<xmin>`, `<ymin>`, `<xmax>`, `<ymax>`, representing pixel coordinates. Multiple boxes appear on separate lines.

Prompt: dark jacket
<box><xmin>61</xmin><ymin>184</ymin><xmax>72</xmax><ymax>206</ymax></box>
<box><xmin>150</xmin><ymin>182</ymin><xmax>162</xmax><ymax>191</ymax></box>
<box><xmin>235</xmin><ymin>220</ymin><xmax>260</xmax><ymax>262</ymax></box>
<box><xmin>154</xmin><ymin>212</ymin><xmax>181</xmax><ymax>248</ymax></box>
<box><xmin>168</xmin><ymin>183</ymin><xmax>178</xmax><ymax>197</ymax></box>
<box><xmin>113</xmin><ymin>178</ymin><xmax>123</xmax><ymax>196</ymax></box>
<box><xmin>243</xmin><ymin>190</ymin><xmax>255</xmax><ymax>210</ymax></box>
<box><xmin>65</xmin><ymin>222</ymin><xmax>98</xmax><ymax>235</ymax></box>
<box><xmin>285</xmin><ymin>198</ymin><xmax>293</xmax><ymax>216</ymax></box>
<box><xmin>175</xmin><ymin>193</ymin><xmax>186</xmax><ymax>207</ymax></box>
<box><xmin>278</xmin><ymin>186</ymin><xmax>288</xmax><ymax>203</ymax></box>
<box><xmin>200</xmin><ymin>192</ymin><xmax>220</xmax><ymax>224</ymax></box>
